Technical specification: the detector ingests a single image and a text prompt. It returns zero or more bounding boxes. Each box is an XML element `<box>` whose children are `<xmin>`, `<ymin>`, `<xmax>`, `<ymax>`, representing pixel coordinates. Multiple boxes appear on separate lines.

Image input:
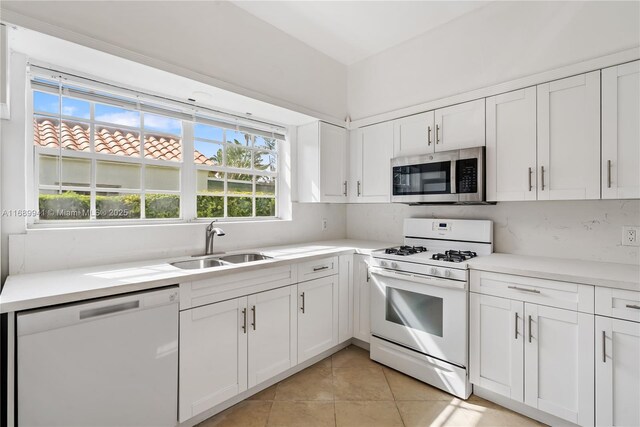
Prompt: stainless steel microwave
<box><xmin>391</xmin><ymin>147</ymin><xmax>488</xmax><ymax>204</ymax></box>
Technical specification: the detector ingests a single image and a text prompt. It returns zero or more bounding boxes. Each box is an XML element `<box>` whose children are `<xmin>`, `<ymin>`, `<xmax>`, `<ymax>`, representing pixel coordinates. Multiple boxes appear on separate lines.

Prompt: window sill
<box><xmin>26</xmin><ymin>217</ymin><xmax>289</xmax><ymax>231</ymax></box>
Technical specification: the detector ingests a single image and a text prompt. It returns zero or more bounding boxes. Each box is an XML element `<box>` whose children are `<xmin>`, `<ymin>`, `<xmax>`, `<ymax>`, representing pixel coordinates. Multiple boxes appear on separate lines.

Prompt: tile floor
<box><xmin>198</xmin><ymin>345</ymin><xmax>545</xmax><ymax>427</ymax></box>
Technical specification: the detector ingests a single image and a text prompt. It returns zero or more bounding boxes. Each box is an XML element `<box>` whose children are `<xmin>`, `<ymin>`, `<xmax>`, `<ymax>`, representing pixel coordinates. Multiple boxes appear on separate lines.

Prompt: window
<box><xmin>30</xmin><ymin>74</ymin><xmax>284</xmax><ymax>224</ymax></box>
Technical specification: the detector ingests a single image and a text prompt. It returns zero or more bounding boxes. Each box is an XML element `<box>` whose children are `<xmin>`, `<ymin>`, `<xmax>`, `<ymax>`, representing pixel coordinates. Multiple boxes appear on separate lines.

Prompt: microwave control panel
<box><xmin>456</xmin><ymin>158</ymin><xmax>478</xmax><ymax>194</ymax></box>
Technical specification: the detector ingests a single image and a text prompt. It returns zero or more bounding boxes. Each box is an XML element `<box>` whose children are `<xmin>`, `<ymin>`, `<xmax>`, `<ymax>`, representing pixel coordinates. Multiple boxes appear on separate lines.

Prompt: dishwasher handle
<box><xmin>80</xmin><ymin>301</ymin><xmax>140</xmax><ymax>319</ymax></box>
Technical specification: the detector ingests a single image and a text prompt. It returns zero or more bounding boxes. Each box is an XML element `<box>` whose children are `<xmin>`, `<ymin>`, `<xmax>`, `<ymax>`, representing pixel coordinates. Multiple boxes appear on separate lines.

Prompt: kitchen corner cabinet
<box><xmin>297</xmin><ymin>121</ymin><xmax>348</xmax><ymax>203</ymax></box>
<box><xmin>602</xmin><ymin>60</ymin><xmax>640</xmax><ymax>199</ymax></box>
<box><xmin>350</xmin><ymin>121</ymin><xmax>393</xmax><ymax>203</ymax></box>
<box><xmin>297</xmin><ymin>275</ymin><xmax>339</xmax><ymax>363</ymax></box>
<box><xmin>537</xmin><ymin>71</ymin><xmax>600</xmax><ymax>200</ymax></box>
<box><xmin>434</xmin><ymin>99</ymin><xmax>485</xmax><ymax>151</ymax></box>
<box><xmin>486</xmin><ymin>87</ymin><xmax>537</xmax><ymax>201</ymax></box>
<box><xmin>353</xmin><ymin>254</ymin><xmax>371</xmax><ymax>342</ymax></box>
<box><xmin>393</xmin><ymin>111</ymin><xmax>435</xmax><ymax>157</ymax></box>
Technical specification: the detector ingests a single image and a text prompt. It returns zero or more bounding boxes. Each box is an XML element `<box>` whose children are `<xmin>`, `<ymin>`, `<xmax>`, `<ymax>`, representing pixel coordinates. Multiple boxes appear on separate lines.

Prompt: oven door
<box><xmin>370</xmin><ymin>267</ymin><xmax>467</xmax><ymax>367</ymax></box>
<box><xmin>391</xmin><ymin>153</ymin><xmax>459</xmax><ymax>203</ymax></box>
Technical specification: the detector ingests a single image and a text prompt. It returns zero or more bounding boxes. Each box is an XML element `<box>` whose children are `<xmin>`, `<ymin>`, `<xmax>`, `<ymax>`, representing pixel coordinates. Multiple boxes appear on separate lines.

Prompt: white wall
<box><xmin>347</xmin><ymin>201</ymin><xmax>640</xmax><ymax>266</ymax></box>
<box><xmin>348</xmin><ymin>1</ymin><xmax>640</xmax><ymax>120</ymax></box>
<box><xmin>0</xmin><ymin>0</ymin><xmax>347</xmax><ymax>122</ymax></box>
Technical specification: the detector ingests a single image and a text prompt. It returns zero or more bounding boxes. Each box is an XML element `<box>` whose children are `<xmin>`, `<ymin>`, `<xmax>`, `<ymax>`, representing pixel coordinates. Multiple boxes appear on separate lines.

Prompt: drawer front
<box><xmin>180</xmin><ymin>264</ymin><xmax>294</xmax><ymax>310</ymax></box>
<box><xmin>470</xmin><ymin>270</ymin><xmax>594</xmax><ymax>313</ymax></box>
<box><xmin>297</xmin><ymin>256</ymin><xmax>339</xmax><ymax>282</ymax></box>
<box><xmin>595</xmin><ymin>287</ymin><xmax>640</xmax><ymax>322</ymax></box>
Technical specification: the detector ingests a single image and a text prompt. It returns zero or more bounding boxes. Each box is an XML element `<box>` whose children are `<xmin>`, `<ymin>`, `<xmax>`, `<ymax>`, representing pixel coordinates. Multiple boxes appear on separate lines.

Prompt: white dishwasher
<box><xmin>17</xmin><ymin>287</ymin><xmax>179</xmax><ymax>427</ymax></box>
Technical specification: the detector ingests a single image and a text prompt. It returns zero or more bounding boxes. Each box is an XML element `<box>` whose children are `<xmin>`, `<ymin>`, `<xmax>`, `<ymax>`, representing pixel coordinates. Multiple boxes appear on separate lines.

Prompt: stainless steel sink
<box><xmin>219</xmin><ymin>253</ymin><xmax>272</xmax><ymax>264</ymax></box>
<box><xmin>170</xmin><ymin>258</ymin><xmax>229</xmax><ymax>270</ymax></box>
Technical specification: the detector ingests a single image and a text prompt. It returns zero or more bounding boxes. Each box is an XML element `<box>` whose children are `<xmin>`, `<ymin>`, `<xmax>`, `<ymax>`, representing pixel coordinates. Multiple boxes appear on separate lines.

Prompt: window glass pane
<box><xmin>226</xmin><ymin>130</ymin><xmax>251</xmax><ymax>146</ymax></box>
<box><xmin>145</xmin><ymin>194</ymin><xmax>180</xmax><ymax>219</ymax></box>
<box><xmin>254</xmin><ymin>136</ymin><xmax>277</xmax><ymax>150</ymax></box>
<box><xmin>95</xmin><ymin>126</ymin><xmax>140</xmax><ymax>157</ymax></box>
<box><xmin>197</xmin><ymin>170</ymin><xmax>224</xmax><ymax>194</ymax></box>
<box><xmin>194</xmin><ymin>140</ymin><xmax>222</xmax><ymax>166</ymax></box>
<box><xmin>255</xmin><ymin>176</ymin><xmax>276</xmax><ymax>196</ymax></box>
<box><xmin>96</xmin><ymin>161</ymin><xmax>141</xmax><ymax>189</ymax></box>
<box><xmin>144</xmin><ymin>134</ymin><xmax>182</xmax><ymax>162</ymax></box>
<box><xmin>38</xmin><ymin>155</ymin><xmax>91</xmax><ymax>188</ymax></box>
<box><xmin>33</xmin><ymin>91</ymin><xmax>59</xmax><ymax>115</ymax></box>
<box><xmin>33</xmin><ymin>117</ymin><xmax>60</xmax><ymax>148</ymax></box>
<box><xmin>39</xmin><ymin>190</ymin><xmax>90</xmax><ymax>220</ymax></box>
<box><xmin>39</xmin><ymin>155</ymin><xmax>59</xmax><ymax>186</ymax></box>
<box><xmin>145</xmin><ymin>166</ymin><xmax>180</xmax><ymax>191</ymax></box>
<box><xmin>61</xmin><ymin>120</ymin><xmax>91</xmax><ymax>152</ymax></box>
<box><xmin>144</xmin><ymin>113</ymin><xmax>182</xmax><ymax>136</ymax></box>
<box><xmin>197</xmin><ymin>195</ymin><xmax>224</xmax><ymax>218</ymax></box>
<box><xmin>195</xmin><ymin>124</ymin><xmax>224</xmax><ymax>142</ymax></box>
<box><xmin>227</xmin><ymin>197</ymin><xmax>252</xmax><ymax>217</ymax></box>
<box><xmin>95</xmin><ymin>104</ymin><xmax>140</xmax><ymax>127</ymax></box>
<box><xmin>228</xmin><ymin>178</ymin><xmax>253</xmax><ymax>195</ymax></box>
<box><xmin>254</xmin><ymin>151</ymin><xmax>276</xmax><ymax>172</ymax></box>
<box><xmin>62</xmin><ymin>97</ymin><xmax>90</xmax><ymax>119</ymax></box>
<box><xmin>226</xmin><ymin>146</ymin><xmax>252</xmax><ymax>169</ymax></box>
<box><xmin>96</xmin><ymin>193</ymin><xmax>141</xmax><ymax>219</ymax></box>
<box><xmin>256</xmin><ymin>198</ymin><xmax>275</xmax><ymax>217</ymax></box>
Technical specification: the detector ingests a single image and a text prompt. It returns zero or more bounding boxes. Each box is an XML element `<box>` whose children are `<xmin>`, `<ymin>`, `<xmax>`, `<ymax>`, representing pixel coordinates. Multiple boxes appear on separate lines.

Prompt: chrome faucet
<box><xmin>205</xmin><ymin>220</ymin><xmax>226</xmax><ymax>255</ymax></box>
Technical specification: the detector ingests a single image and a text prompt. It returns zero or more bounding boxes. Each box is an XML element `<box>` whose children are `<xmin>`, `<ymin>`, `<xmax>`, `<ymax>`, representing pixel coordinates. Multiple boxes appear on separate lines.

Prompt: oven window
<box><xmin>385</xmin><ymin>287</ymin><xmax>443</xmax><ymax>337</ymax></box>
<box><xmin>392</xmin><ymin>162</ymin><xmax>451</xmax><ymax>195</ymax></box>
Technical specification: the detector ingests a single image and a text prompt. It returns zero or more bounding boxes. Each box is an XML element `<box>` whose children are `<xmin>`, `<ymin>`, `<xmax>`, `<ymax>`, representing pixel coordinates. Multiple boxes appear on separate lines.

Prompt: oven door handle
<box><xmin>369</xmin><ymin>267</ymin><xmax>466</xmax><ymax>290</ymax></box>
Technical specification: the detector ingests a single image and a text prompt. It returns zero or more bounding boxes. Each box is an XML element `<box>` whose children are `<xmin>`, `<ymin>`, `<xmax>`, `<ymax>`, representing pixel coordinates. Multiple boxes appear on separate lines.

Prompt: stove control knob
<box><xmin>380</xmin><ymin>261</ymin><xmax>387</xmax><ymax>267</ymax></box>
<box><xmin>391</xmin><ymin>262</ymin><xmax>398</xmax><ymax>269</ymax></box>
<box><xmin>430</xmin><ymin>267</ymin><xmax>437</xmax><ymax>275</ymax></box>
<box><xmin>444</xmin><ymin>269</ymin><xmax>451</xmax><ymax>278</ymax></box>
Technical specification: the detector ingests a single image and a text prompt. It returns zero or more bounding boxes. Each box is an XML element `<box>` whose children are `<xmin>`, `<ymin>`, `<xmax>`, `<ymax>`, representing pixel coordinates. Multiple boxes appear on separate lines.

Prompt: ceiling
<box><xmin>232</xmin><ymin>1</ymin><xmax>490</xmax><ymax>65</ymax></box>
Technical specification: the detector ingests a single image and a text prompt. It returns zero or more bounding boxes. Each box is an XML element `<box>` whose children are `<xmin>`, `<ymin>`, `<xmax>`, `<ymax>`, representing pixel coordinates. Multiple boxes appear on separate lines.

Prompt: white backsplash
<box><xmin>347</xmin><ymin>200</ymin><xmax>640</xmax><ymax>265</ymax></box>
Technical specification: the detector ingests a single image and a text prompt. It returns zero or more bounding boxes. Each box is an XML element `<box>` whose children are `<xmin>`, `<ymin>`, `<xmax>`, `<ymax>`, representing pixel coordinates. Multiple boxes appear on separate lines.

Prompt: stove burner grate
<box><xmin>384</xmin><ymin>245</ymin><xmax>428</xmax><ymax>256</ymax></box>
<box><xmin>431</xmin><ymin>250</ymin><xmax>478</xmax><ymax>263</ymax></box>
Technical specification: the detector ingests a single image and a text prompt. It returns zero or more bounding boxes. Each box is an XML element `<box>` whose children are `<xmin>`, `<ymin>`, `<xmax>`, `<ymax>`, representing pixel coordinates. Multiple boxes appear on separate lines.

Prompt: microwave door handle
<box><xmin>450</xmin><ymin>160</ymin><xmax>457</xmax><ymax>194</ymax></box>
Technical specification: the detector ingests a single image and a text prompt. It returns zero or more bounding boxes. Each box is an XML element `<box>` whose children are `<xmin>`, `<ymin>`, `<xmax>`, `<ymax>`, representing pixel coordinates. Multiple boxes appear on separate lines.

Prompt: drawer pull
<box><xmin>626</xmin><ymin>304</ymin><xmax>640</xmax><ymax>310</ymax></box>
<box><xmin>313</xmin><ymin>266</ymin><xmax>329</xmax><ymax>272</ymax></box>
<box><xmin>508</xmin><ymin>285</ymin><xmax>540</xmax><ymax>294</ymax></box>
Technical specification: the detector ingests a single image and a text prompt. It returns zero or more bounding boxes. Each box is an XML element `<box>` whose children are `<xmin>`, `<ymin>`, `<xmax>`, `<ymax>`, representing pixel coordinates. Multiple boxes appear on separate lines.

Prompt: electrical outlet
<box><xmin>622</xmin><ymin>226</ymin><xmax>640</xmax><ymax>247</ymax></box>
<box><xmin>322</xmin><ymin>218</ymin><xmax>328</xmax><ymax>231</ymax></box>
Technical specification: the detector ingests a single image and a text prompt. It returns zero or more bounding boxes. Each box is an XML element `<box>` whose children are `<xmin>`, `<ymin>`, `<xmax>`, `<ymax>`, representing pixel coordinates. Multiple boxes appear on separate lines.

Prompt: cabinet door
<box><xmin>434</xmin><ymin>99</ymin><xmax>485</xmax><ymax>151</ymax></box>
<box><xmin>179</xmin><ymin>297</ymin><xmax>248</xmax><ymax>422</ymax></box>
<box><xmin>537</xmin><ymin>72</ymin><xmax>600</xmax><ymax>200</ymax></box>
<box><xmin>358</xmin><ymin>122</ymin><xmax>394</xmax><ymax>202</ymax></box>
<box><xmin>338</xmin><ymin>254</ymin><xmax>354</xmax><ymax>343</ymax></box>
<box><xmin>469</xmin><ymin>293</ymin><xmax>524</xmax><ymax>402</ymax></box>
<box><xmin>298</xmin><ymin>275</ymin><xmax>339</xmax><ymax>363</ymax></box>
<box><xmin>353</xmin><ymin>255</ymin><xmax>371</xmax><ymax>343</ymax></box>
<box><xmin>602</xmin><ymin>61</ymin><xmax>640</xmax><ymax>199</ymax></box>
<box><xmin>486</xmin><ymin>88</ymin><xmax>537</xmax><ymax>201</ymax></box>
<box><xmin>247</xmin><ymin>286</ymin><xmax>297</xmax><ymax>388</ymax></box>
<box><xmin>348</xmin><ymin>129</ymin><xmax>360</xmax><ymax>202</ymax></box>
<box><xmin>320</xmin><ymin>122</ymin><xmax>348</xmax><ymax>202</ymax></box>
<box><xmin>393</xmin><ymin>111</ymin><xmax>435</xmax><ymax>157</ymax></box>
<box><xmin>524</xmin><ymin>304</ymin><xmax>594</xmax><ymax>426</ymax></box>
<box><xmin>596</xmin><ymin>316</ymin><xmax>640</xmax><ymax>427</ymax></box>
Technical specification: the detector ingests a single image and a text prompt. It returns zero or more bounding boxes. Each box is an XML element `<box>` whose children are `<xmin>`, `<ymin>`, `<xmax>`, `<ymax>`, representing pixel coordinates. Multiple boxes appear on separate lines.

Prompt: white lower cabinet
<box><xmin>596</xmin><ymin>315</ymin><xmax>640</xmax><ymax>427</ymax></box>
<box><xmin>338</xmin><ymin>254</ymin><xmax>354</xmax><ymax>343</ymax></box>
<box><xmin>297</xmin><ymin>275</ymin><xmax>339</xmax><ymax>363</ymax></box>
<box><xmin>353</xmin><ymin>254</ymin><xmax>371</xmax><ymax>343</ymax></box>
<box><xmin>470</xmin><ymin>289</ymin><xmax>594</xmax><ymax>426</ymax></box>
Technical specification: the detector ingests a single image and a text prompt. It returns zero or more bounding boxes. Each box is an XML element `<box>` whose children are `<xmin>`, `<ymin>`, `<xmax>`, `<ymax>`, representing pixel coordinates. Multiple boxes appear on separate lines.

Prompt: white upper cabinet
<box><xmin>351</xmin><ymin>121</ymin><xmax>394</xmax><ymax>203</ymax></box>
<box><xmin>297</xmin><ymin>121</ymin><xmax>348</xmax><ymax>203</ymax></box>
<box><xmin>486</xmin><ymin>87</ymin><xmax>537</xmax><ymax>202</ymax></box>
<box><xmin>393</xmin><ymin>111</ymin><xmax>435</xmax><ymax>157</ymax></box>
<box><xmin>297</xmin><ymin>275</ymin><xmax>339</xmax><ymax>363</ymax></box>
<box><xmin>434</xmin><ymin>99</ymin><xmax>485</xmax><ymax>151</ymax></box>
<box><xmin>602</xmin><ymin>60</ymin><xmax>640</xmax><ymax>199</ymax></box>
<box><xmin>1</xmin><ymin>24</ymin><xmax>8</xmax><ymax>119</ymax></box>
<box><xmin>537</xmin><ymin>71</ymin><xmax>601</xmax><ymax>200</ymax></box>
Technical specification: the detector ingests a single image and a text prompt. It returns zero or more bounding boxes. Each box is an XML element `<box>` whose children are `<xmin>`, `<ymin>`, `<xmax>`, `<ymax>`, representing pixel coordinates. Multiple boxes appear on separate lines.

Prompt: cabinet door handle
<box><xmin>300</xmin><ymin>292</ymin><xmax>305</xmax><ymax>313</ymax></box>
<box><xmin>251</xmin><ymin>305</ymin><xmax>256</xmax><ymax>330</ymax></box>
<box><xmin>343</xmin><ymin>181</ymin><xmax>348</xmax><ymax>196</ymax></box>
<box><xmin>514</xmin><ymin>312</ymin><xmax>519</xmax><ymax>339</ymax></box>
<box><xmin>357</xmin><ymin>180</ymin><xmax>361</xmax><ymax>197</ymax></box>
<box><xmin>427</xmin><ymin>126</ymin><xmax>432</xmax><ymax>146</ymax></box>
<box><xmin>528</xmin><ymin>167</ymin><xmax>533</xmax><ymax>192</ymax></box>
<box><xmin>366</xmin><ymin>267</ymin><xmax>370</xmax><ymax>282</ymax></box>
<box><xmin>626</xmin><ymin>304</ymin><xmax>640</xmax><ymax>310</ymax></box>
<box><xmin>241</xmin><ymin>308</ymin><xmax>247</xmax><ymax>334</ymax></box>
<box><xmin>602</xmin><ymin>330</ymin><xmax>607</xmax><ymax>363</ymax></box>
<box><xmin>528</xmin><ymin>315</ymin><xmax>533</xmax><ymax>343</ymax></box>
<box><xmin>508</xmin><ymin>285</ymin><xmax>540</xmax><ymax>294</ymax></box>
<box><xmin>435</xmin><ymin>124</ymin><xmax>440</xmax><ymax>144</ymax></box>
<box><xmin>607</xmin><ymin>160</ymin><xmax>612</xmax><ymax>188</ymax></box>
<box><xmin>540</xmin><ymin>166</ymin><xmax>545</xmax><ymax>191</ymax></box>
<box><xmin>313</xmin><ymin>265</ymin><xmax>329</xmax><ymax>272</ymax></box>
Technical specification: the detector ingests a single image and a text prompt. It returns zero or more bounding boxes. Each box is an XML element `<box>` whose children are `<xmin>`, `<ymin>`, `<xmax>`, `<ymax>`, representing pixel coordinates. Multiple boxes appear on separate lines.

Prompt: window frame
<box><xmin>27</xmin><ymin>73</ymin><xmax>285</xmax><ymax>227</ymax></box>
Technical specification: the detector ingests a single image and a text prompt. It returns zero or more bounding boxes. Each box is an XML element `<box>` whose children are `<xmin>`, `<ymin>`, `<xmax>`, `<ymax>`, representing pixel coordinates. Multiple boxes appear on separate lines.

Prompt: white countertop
<box><xmin>0</xmin><ymin>239</ymin><xmax>397</xmax><ymax>313</ymax></box>
<box><xmin>469</xmin><ymin>253</ymin><xmax>640</xmax><ymax>291</ymax></box>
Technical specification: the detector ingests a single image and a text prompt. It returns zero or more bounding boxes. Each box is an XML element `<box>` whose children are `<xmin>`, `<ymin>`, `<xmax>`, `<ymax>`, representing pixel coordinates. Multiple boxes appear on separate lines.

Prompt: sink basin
<box><xmin>171</xmin><ymin>258</ymin><xmax>229</xmax><ymax>270</ymax></box>
<box><xmin>219</xmin><ymin>253</ymin><xmax>272</xmax><ymax>264</ymax></box>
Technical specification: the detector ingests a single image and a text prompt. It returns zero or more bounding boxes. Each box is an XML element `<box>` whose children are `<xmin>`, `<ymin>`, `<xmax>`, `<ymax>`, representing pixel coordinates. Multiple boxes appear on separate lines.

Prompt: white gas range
<box><xmin>369</xmin><ymin>218</ymin><xmax>493</xmax><ymax>399</ymax></box>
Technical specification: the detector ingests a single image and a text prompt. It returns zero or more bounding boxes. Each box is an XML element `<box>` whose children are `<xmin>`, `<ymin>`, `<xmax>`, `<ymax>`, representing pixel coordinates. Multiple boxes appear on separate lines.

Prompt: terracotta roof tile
<box><xmin>33</xmin><ymin>117</ymin><xmax>213</xmax><ymax>165</ymax></box>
